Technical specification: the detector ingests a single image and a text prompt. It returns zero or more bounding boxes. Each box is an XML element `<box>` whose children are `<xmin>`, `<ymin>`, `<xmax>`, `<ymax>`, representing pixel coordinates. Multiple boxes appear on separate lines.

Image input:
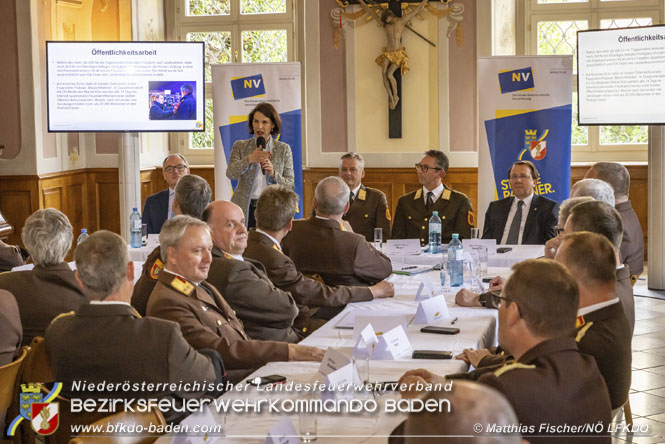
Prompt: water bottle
<box><xmin>76</xmin><ymin>228</ymin><xmax>89</xmax><ymax>246</ymax></box>
<box><xmin>448</xmin><ymin>233</ymin><xmax>464</xmax><ymax>287</ymax></box>
<box><xmin>130</xmin><ymin>208</ymin><xmax>142</xmax><ymax>248</ymax></box>
<box><xmin>428</xmin><ymin>211</ymin><xmax>442</xmax><ymax>254</ymax></box>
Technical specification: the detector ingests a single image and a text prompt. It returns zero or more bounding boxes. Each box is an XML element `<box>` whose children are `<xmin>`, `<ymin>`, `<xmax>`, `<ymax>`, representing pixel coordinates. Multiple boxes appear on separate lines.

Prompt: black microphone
<box><xmin>256</xmin><ymin>136</ymin><xmax>266</xmax><ymax>175</ymax></box>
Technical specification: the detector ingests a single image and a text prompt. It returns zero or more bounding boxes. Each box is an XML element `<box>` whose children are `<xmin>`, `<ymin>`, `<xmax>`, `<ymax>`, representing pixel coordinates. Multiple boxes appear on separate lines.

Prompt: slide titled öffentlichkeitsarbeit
<box><xmin>46</xmin><ymin>41</ymin><xmax>205</xmax><ymax>133</ymax></box>
<box><xmin>578</xmin><ymin>25</ymin><xmax>665</xmax><ymax>125</ymax></box>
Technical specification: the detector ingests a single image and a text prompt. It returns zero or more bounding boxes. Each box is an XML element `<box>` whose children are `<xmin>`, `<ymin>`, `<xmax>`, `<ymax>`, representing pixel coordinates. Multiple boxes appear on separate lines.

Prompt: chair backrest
<box><xmin>20</xmin><ymin>336</ymin><xmax>55</xmax><ymax>385</ymax></box>
<box><xmin>68</xmin><ymin>408</ymin><xmax>167</xmax><ymax>444</ymax></box>
<box><xmin>0</xmin><ymin>347</ymin><xmax>28</xmax><ymax>410</ymax></box>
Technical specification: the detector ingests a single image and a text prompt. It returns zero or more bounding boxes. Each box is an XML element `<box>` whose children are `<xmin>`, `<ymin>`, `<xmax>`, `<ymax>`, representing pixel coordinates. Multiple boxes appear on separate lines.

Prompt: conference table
<box><xmin>154</xmin><ymin>260</ymin><xmax>526</xmax><ymax>444</ymax></box>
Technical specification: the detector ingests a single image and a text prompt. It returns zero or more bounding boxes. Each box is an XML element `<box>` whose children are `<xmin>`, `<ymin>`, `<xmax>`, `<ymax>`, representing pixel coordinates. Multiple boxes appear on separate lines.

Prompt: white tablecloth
<box><xmin>127</xmin><ymin>234</ymin><xmax>160</xmax><ymax>261</ymax></box>
<box><xmin>155</xmin><ymin>271</ymin><xmax>499</xmax><ymax>444</ymax></box>
<box><xmin>388</xmin><ymin>244</ymin><xmax>544</xmax><ymax>268</ymax></box>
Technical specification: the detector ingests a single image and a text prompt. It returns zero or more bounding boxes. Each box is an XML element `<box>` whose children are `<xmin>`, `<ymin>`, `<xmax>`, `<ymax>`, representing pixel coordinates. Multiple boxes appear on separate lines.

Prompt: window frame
<box><xmin>167</xmin><ymin>0</ymin><xmax>297</xmax><ymax>164</ymax></box>
<box><xmin>524</xmin><ymin>0</ymin><xmax>661</xmax><ymax>162</ymax></box>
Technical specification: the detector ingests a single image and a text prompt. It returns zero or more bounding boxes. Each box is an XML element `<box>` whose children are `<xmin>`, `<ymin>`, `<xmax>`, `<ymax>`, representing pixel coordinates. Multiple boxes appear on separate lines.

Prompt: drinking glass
<box><xmin>374</xmin><ymin>228</ymin><xmax>383</xmax><ymax>251</ymax></box>
<box><xmin>470</xmin><ymin>227</ymin><xmax>480</xmax><ymax>239</ymax></box>
<box><xmin>299</xmin><ymin>411</ymin><xmax>317</xmax><ymax>442</ymax></box>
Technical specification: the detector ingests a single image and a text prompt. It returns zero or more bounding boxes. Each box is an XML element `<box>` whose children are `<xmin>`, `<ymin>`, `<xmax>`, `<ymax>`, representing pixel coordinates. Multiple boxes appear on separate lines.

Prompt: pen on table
<box><xmin>451</xmin><ymin>317</ymin><xmax>458</xmax><ymax>325</ymax></box>
<box><xmin>402</xmin><ymin>266</ymin><xmax>417</xmax><ymax>270</ymax></box>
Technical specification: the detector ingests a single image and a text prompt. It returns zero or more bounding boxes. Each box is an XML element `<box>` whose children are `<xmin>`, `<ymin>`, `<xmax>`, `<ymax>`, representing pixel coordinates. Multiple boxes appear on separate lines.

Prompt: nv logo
<box><xmin>498</xmin><ymin>67</ymin><xmax>535</xmax><ymax>94</ymax></box>
<box><xmin>8</xmin><ymin>382</ymin><xmax>63</xmax><ymax>436</ymax></box>
<box><xmin>230</xmin><ymin>74</ymin><xmax>266</xmax><ymax>100</ymax></box>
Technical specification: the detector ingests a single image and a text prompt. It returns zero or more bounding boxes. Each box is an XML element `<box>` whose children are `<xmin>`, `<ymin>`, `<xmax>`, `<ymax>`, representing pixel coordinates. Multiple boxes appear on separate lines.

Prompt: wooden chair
<box><xmin>68</xmin><ymin>409</ymin><xmax>167</xmax><ymax>444</ymax></box>
<box><xmin>0</xmin><ymin>347</ymin><xmax>28</xmax><ymax>411</ymax></box>
<box><xmin>6</xmin><ymin>337</ymin><xmax>57</xmax><ymax>444</ymax></box>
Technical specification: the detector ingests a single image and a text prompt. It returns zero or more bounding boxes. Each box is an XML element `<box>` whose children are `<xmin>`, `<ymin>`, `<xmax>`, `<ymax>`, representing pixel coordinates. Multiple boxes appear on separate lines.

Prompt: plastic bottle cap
<box><xmin>452</xmin><ymin>233</ymin><xmax>459</xmax><ymax>239</ymax></box>
<box><xmin>81</xmin><ymin>229</ymin><xmax>87</xmax><ymax>234</ymax></box>
<box><xmin>432</xmin><ymin>211</ymin><xmax>438</xmax><ymax>216</ymax></box>
<box><xmin>133</xmin><ymin>207</ymin><xmax>138</xmax><ymax>212</ymax></box>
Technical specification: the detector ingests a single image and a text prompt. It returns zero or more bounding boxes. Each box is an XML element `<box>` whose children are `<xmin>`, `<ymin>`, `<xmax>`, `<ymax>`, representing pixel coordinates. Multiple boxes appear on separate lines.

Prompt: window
<box><xmin>525</xmin><ymin>0</ymin><xmax>661</xmax><ymax>161</ymax></box>
<box><xmin>170</xmin><ymin>0</ymin><xmax>295</xmax><ymax>160</ymax></box>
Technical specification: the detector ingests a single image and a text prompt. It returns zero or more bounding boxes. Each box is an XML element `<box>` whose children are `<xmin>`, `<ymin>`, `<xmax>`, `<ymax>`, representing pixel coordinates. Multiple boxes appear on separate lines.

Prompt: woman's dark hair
<box><xmin>248</xmin><ymin>102</ymin><xmax>281</xmax><ymax>136</ymax></box>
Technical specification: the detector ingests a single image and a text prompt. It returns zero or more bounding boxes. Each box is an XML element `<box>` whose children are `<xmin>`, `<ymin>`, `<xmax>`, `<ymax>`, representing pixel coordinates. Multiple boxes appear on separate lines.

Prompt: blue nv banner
<box><xmin>484</xmin><ymin>104</ymin><xmax>572</xmax><ymax>203</ymax></box>
<box><xmin>211</xmin><ymin>63</ymin><xmax>303</xmax><ymax>218</ymax></box>
<box><xmin>477</xmin><ymin>56</ymin><xmax>573</xmax><ymax>232</ymax></box>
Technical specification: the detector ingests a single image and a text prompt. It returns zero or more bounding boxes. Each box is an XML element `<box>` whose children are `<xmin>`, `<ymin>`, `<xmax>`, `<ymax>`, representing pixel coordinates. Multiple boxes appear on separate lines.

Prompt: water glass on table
<box><xmin>471</xmin><ymin>245</ymin><xmax>488</xmax><ymax>277</ymax></box>
<box><xmin>299</xmin><ymin>407</ymin><xmax>318</xmax><ymax>442</ymax></box>
<box><xmin>470</xmin><ymin>227</ymin><xmax>481</xmax><ymax>239</ymax></box>
<box><xmin>373</xmin><ymin>228</ymin><xmax>383</xmax><ymax>251</ymax></box>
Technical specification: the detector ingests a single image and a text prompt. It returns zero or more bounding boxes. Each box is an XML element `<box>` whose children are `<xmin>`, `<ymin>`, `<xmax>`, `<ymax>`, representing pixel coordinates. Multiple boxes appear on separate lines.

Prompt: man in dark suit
<box><xmin>146</xmin><ymin>216</ymin><xmax>324</xmax><ymax>382</ymax></box>
<box><xmin>585</xmin><ymin>162</ymin><xmax>644</xmax><ymax>276</ymax></box>
<box><xmin>282</xmin><ymin>176</ymin><xmax>392</xmax><ymax>287</ymax></box>
<box><xmin>203</xmin><ymin>200</ymin><xmax>301</xmax><ymax>343</ymax></box>
<box><xmin>338</xmin><ymin>153</ymin><xmax>391</xmax><ymax>242</ymax></box>
<box><xmin>391</xmin><ymin>150</ymin><xmax>473</xmax><ymax>244</ymax></box>
<box><xmin>132</xmin><ymin>174</ymin><xmax>211</xmax><ymax>315</ymax></box>
<box><xmin>401</xmin><ymin>260</ymin><xmax>612</xmax><ymax>443</ymax></box>
<box><xmin>142</xmin><ymin>154</ymin><xmax>190</xmax><ymax>234</ymax></box>
<box><xmin>482</xmin><ymin>160</ymin><xmax>558</xmax><ymax>245</ymax></box>
<box><xmin>245</xmin><ymin>185</ymin><xmax>393</xmax><ymax>320</ymax></box>
<box><xmin>0</xmin><ymin>209</ymin><xmax>89</xmax><ymax>346</ymax></box>
<box><xmin>45</xmin><ymin>231</ymin><xmax>223</xmax><ymax>423</ymax></box>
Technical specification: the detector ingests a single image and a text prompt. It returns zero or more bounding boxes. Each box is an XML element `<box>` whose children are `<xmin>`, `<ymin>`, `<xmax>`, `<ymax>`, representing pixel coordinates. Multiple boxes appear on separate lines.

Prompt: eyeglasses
<box><xmin>488</xmin><ymin>290</ymin><xmax>521</xmax><ymax>317</ymax></box>
<box><xmin>164</xmin><ymin>164</ymin><xmax>188</xmax><ymax>173</ymax></box>
<box><xmin>415</xmin><ymin>163</ymin><xmax>442</xmax><ymax>173</ymax></box>
<box><xmin>509</xmin><ymin>174</ymin><xmax>533</xmax><ymax>181</ymax></box>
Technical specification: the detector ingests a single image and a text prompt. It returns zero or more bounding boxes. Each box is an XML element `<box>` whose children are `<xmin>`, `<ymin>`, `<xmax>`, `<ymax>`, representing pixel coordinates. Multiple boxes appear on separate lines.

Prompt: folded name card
<box><xmin>264</xmin><ymin>416</ymin><xmax>299</xmax><ymax>444</ymax></box>
<box><xmin>353</xmin><ymin>323</ymin><xmax>378</xmax><ymax>358</ymax></box>
<box><xmin>373</xmin><ymin>325</ymin><xmax>413</xmax><ymax>360</ymax></box>
<box><xmin>414</xmin><ymin>295</ymin><xmax>449</xmax><ymax>324</ymax></box>
<box><xmin>322</xmin><ymin>363</ymin><xmax>359</xmax><ymax>401</ymax></box>
<box><xmin>352</xmin><ymin>314</ymin><xmax>409</xmax><ymax>343</ymax></box>
<box><xmin>462</xmin><ymin>239</ymin><xmax>497</xmax><ymax>255</ymax></box>
<box><xmin>318</xmin><ymin>347</ymin><xmax>351</xmax><ymax>376</ymax></box>
<box><xmin>415</xmin><ymin>279</ymin><xmax>437</xmax><ymax>301</ymax></box>
<box><xmin>385</xmin><ymin>239</ymin><xmax>422</xmax><ymax>255</ymax></box>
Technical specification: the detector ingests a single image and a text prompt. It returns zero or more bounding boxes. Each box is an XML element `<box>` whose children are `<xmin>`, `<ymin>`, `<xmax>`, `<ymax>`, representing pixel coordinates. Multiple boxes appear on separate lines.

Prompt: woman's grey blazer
<box><xmin>225</xmin><ymin>136</ymin><xmax>295</xmax><ymax>220</ymax></box>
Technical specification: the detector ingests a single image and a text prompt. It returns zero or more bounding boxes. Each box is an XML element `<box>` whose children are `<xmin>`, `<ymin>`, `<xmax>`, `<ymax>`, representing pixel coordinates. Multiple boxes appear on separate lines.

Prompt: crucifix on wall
<box><xmin>334</xmin><ymin>0</ymin><xmax>464</xmax><ymax>138</ymax></box>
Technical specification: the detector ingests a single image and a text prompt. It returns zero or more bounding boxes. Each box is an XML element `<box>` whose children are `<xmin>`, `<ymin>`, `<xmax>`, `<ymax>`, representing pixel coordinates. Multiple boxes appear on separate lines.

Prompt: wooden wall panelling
<box><xmin>0</xmin><ymin>176</ymin><xmax>39</xmax><ymax>247</ymax></box>
<box><xmin>140</xmin><ymin>169</ymin><xmax>157</xmax><ymax>210</ymax></box>
<box><xmin>38</xmin><ymin>170</ymin><xmax>89</xmax><ymax>252</ymax></box>
<box><xmin>89</xmin><ymin>169</ymin><xmax>120</xmax><ymax>235</ymax></box>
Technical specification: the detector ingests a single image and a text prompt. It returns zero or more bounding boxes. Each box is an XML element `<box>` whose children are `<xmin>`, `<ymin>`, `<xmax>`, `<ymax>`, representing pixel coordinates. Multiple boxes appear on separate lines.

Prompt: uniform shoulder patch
<box><xmin>170</xmin><ymin>276</ymin><xmax>195</xmax><ymax>296</ymax></box>
<box><xmin>414</xmin><ymin>189</ymin><xmax>422</xmax><ymax>200</ymax></box>
<box><xmin>50</xmin><ymin>311</ymin><xmax>75</xmax><ymax>324</ymax></box>
<box><xmin>494</xmin><ymin>362</ymin><xmax>536</xmax><ymax>377</ymax></box>
<box><xmin>468</xmin><ymin>211</ymin><xmax>475</xmax><ymax>227</ymax></box>
<box><xmin>576</xmin><ymin>321</ymin><xmax>594</xmax><ymax>343</ymax></box>
<box><xmin>441</xmin><ymin>189</ymin><xmax>451</xmax><ymax>201</ymax></box>
<box><xmin>149</xmin><ymin>258</ymin><xmax>164</xmax><ymax>280</ymax></box>
<box><xmin>358</xmin><ymin>189</ymin><xmax>366</xmax><ymax>201</ymax></box>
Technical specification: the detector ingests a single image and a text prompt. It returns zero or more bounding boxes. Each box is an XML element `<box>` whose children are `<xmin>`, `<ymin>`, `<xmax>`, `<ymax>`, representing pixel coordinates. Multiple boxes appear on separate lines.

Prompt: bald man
<box><xmin>203</xmin><ymin>201</ymin><xmax>302</xmax><ymax>342</ymax></box>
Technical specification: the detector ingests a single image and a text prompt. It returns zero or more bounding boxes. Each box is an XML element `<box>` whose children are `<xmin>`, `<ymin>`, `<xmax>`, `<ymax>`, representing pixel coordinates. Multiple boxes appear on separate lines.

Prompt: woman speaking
<box><xmin>226</xmin><ymin>102</ymin><xmax>295</xmax><ymax>228</ymax></box>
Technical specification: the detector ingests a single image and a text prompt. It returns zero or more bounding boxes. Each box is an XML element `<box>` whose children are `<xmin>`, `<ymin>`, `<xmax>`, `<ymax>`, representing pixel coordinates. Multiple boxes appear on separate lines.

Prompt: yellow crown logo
<box><xmin>20</xmin><ymin>383</ymin><xmax>42</xmax><ymax>394</ymax></box>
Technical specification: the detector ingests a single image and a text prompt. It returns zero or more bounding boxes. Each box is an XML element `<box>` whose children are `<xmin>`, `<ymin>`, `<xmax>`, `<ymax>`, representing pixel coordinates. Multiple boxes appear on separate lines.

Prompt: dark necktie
<box><xmin>349</xmin><ymin>191</ymin><xmax>354</xmax><ymax>204</ymax></box>
<box><xmin>506</xmin><ymin>200</ymin><xmax>524</xmax><ymax>245</ymax></box>
<box><xmin>426</xmin><ymin>192</ymin><xmax>434</xmax><ymax>209</ymax></box>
